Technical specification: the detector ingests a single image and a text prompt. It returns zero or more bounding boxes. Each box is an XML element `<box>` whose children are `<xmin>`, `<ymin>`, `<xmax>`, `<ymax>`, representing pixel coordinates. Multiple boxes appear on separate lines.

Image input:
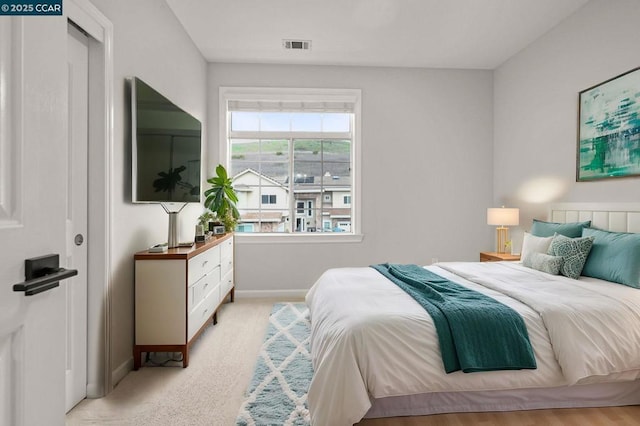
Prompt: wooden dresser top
<box><xmin>134</xmin><ymin>233</ymin><xmax>233</xmax><ymax>261</ymax></box>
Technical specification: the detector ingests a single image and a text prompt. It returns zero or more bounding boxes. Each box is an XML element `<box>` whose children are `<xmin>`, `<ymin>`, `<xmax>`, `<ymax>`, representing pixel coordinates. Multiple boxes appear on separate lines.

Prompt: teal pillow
<box><xmin>531</xmin><ymin>219</ymin><xmax>591</xmax><ymax>238</ymax></box>
<box><xmin>581</xmin><ymin>228</ymin><xmax>640</xmax><ymax>288</ymax></box>
<box><xmin>547</xmin><ymin>234</ymin><xmax>595</xmax><ymax>279</ymax></box>
<box><xmin>522</xmin><ymin>252</ymin><xmax>563</xmax><ymax>275</ymax></box>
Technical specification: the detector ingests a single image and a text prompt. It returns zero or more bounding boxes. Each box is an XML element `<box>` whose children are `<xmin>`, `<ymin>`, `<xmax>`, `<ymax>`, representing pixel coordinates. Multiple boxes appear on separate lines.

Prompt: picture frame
<box><xmin>577</xmin><ymin>66</ymin><xmax>640</xmax><ymax>181</ymax></box>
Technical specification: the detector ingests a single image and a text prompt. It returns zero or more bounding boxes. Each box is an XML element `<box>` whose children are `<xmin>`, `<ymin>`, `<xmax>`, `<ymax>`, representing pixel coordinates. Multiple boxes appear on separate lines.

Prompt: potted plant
<box><xmin>197</xmin><ymin>210</ymin><xmax>216</xmax><ymax>231</ymax></box>
<box><xmin>204</xmin><ymin>164</ymin><xmax>240</xmax><ymax>233</ymax></box>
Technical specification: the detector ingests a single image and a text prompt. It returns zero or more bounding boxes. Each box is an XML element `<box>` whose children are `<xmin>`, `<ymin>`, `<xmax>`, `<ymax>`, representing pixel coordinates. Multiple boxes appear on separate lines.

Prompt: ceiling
<box><xmin>165</xmin><ymin>0</ymin><xmax>589</xmax><ymax>69</ymax></box>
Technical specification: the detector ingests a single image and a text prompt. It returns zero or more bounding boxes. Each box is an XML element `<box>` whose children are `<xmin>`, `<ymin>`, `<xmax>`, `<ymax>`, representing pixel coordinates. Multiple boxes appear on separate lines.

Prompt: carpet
<box><xmin>236</xmin><ymin>302</ymin><xmax>312</xmax><ymax>426</ymax></box>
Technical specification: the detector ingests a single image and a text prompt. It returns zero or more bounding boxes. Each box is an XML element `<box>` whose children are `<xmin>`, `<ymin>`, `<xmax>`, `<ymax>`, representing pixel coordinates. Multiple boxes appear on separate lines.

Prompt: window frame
<box><xmin>219</xmin><ymin>87</ymin><xmax>362</xmax><ymax>244</ymax></box>
<box><xmin>261</xmin><ymin>194</ymin><xmax>277</xmax><ymax>205</ymax></box>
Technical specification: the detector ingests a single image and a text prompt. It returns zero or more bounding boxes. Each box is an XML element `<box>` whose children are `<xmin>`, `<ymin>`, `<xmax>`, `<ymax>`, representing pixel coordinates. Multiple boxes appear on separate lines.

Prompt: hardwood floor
<box><xmin>358</xmin><ymin>406</ymin><xmax>640</xmax><ymax>425</ymax></box>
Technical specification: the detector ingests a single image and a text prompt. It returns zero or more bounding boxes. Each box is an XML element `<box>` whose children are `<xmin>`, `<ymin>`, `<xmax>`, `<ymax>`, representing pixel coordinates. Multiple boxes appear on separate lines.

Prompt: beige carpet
<box><xmin>66</xmin><ymin>298</ymin><xmax>300</xmax><ymax>426</ymax></box>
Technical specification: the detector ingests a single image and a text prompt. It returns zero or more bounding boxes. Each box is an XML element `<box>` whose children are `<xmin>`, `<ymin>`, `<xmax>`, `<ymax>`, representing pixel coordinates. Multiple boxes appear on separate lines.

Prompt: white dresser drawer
<box><xmin>220</xmin><ymin>236</ymin><xmax>233</xmax><ymax>260</ymax></box>
<box><xmin>221</xmin><ymin>269</ymin><xmax>233</xmax><ymax>298</ymax></box>
<box><xmin>220</xmin><ymin>255</ymin><xmax>233</xmax><ymax>278</ymax></box>
<box><xmin>188</xmin><ymin>245</ymin><xmax>220</xmax><ymax>285</ymax></box>
<box><xmin>187</xmin><ymin>281</ymin><xmax>221</xmax><ymax>340</ymax></box>
<box><xmin>189</xmin><ymin>265</ymin><xmax>220</xmax><ymax>312</ymax></box>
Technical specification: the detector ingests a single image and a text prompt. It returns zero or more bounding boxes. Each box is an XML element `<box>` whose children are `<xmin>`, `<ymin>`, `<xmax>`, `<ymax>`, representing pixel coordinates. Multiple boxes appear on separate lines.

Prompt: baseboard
<box><xmin>86</xmin><ymin>382</ymin><xmax>103</xmax><ymax>399</ymax></box>
<box><xmin>111</xmin><ymin>356</ymin><xmax>133</xmax><ymax>387</ymax></box>
<box><xmin>235</xmin><ymin>289</ymin><xmax>307</xmax><ymax>299</ymax></box>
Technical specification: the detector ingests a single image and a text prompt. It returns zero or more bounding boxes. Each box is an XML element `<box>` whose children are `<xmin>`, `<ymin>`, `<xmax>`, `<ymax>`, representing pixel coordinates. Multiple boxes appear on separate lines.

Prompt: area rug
<box><xmin>236</xmin><ymin>302</ymin><xmax>312</xmax><ymax>426</ymax></box>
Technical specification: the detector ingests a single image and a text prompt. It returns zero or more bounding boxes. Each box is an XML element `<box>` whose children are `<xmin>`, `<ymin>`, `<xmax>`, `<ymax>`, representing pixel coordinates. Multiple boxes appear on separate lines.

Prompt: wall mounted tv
<box><xmin>131</xmin><ymin>77</ymin><xmax>202</xmax><ymax>203</ymax></box>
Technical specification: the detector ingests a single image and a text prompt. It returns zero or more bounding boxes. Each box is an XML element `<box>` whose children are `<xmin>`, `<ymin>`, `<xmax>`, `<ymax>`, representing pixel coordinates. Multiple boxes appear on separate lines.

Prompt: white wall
<box><xmin>89</xmin><ymin>0</ymin><xmax>207</xmax><ymax>383</ymax></box>
<box><xmin>494</xmin><ymin>0</ymin><xmax>640</xmax><ymax>249</ymax></box>
<box><xmin>208</xmin><ymin>63</ymin><xmax>494</xmax><ymax>292</ymax></box>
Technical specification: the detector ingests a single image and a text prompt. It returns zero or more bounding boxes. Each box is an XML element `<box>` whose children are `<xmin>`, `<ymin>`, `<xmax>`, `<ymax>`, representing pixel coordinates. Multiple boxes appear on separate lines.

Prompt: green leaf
<box><xmin>203</xmin><ymin>164</ymin><xmax>239</xmax><ymax>229</ymax></box>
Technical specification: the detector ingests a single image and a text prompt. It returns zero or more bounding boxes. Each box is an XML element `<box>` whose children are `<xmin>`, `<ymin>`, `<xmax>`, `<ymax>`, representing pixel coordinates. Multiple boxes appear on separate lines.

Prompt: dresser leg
<box><xmin>182</xmin><ymin>348</ymin><xmax>189</xmax><ymax>368</ymax></box>
<box><xmin>213</xmin><ymin>311</ymin><xmax>218</xmax><ymax>325</ymax></box>
<box><xmin>133</xmin><ymin>347</ymin><xmax>141</xmax><ymax>370</ymax></box>
<box><xmin>230</xmin><ymin>287</ymin><xmax>235</xmax><ymax>303</ymax></box>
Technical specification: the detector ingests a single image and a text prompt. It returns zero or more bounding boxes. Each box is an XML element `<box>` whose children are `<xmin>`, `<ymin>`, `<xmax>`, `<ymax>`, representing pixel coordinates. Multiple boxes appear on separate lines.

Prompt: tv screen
<box><xmin>131</xmin><ymin>77</ymin><xmax>201</xmax><ymax>203</ymax></box>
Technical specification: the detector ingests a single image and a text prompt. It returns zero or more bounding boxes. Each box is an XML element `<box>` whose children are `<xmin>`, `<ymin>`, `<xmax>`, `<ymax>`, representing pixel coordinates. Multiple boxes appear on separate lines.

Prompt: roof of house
<box><xmin>233</xmin><ymin>168</ymin><xmax>351</xmax><ymax>194</ymax></box>
<box><xmin>239</xmin><ymin>211</ymin><xmax>285</xmax><ymax>223</ymax></box>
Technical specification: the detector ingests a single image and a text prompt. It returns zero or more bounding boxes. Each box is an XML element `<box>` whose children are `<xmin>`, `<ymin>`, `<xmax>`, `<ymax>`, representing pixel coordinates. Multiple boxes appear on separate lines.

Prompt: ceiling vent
<box><xmin>283</xmin><ymin>39</ymin><xmax>311</xmax><ymax>51</ymax></box>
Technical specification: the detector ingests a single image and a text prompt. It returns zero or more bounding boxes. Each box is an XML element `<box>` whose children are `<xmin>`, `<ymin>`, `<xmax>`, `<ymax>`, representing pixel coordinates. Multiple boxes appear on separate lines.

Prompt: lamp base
<box><xmin>496</xmin><ymin>226</ymin><xmax>509</xmax><ymax>254</ymax></box>
<box><xmin>160</xmin><ymin>203</ymin><xmax>187</xmax><ymax>248</ymax></box>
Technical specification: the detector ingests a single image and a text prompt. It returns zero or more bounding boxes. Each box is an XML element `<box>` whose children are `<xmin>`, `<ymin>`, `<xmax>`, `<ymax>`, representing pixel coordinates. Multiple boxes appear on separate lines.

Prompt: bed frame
<box><xmin>550</xmin><ymin>202</ymin><xmax>640</xmax><ymax>233</ymax></box>
<box><xmin>365</xmin><ymin>202</ymin><xmax>640</xmax><ymax>419</ymax></box>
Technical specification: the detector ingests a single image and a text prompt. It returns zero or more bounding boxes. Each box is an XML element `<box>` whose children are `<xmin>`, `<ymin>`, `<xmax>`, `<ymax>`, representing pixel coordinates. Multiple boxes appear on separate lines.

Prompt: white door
<box><xmin>0</xmin><ymin>15</ymin><xmax>71</xmax><ymax>426</ymax></box>
<box><xmin>65</xmin><ymin>22</ymin><xmax>89</xmax><ymax>412</ymax></box>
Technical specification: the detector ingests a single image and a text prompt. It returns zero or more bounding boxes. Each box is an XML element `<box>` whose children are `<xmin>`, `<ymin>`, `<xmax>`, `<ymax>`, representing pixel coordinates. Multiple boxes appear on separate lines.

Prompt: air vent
<box><xmin>283</xmin><ymin>39</ymin><xmax>311</xmax><ymax>50</ymax></box>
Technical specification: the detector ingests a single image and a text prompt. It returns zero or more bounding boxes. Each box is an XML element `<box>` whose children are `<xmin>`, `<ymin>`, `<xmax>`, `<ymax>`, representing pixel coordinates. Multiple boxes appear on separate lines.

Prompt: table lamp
<box><xmin>487</xmin><ymin>207</ymin><xmax>519</xmax><ymax>253</ymax></box>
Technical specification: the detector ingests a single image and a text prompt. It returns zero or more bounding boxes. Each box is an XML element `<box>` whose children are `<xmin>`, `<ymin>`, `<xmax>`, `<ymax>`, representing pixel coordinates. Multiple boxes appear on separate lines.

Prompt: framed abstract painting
<box><xmin>577</xmin><ymin>66</ymin><xmax>640</xmax><ymax>181</ymax></box>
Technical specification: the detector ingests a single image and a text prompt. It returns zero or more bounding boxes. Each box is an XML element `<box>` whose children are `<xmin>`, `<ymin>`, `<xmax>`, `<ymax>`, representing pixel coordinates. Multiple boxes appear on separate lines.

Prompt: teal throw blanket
<box><xmin>371</xmin><ymin>263</ymin><xmax>536</xmax><ymax>373</ymax></box>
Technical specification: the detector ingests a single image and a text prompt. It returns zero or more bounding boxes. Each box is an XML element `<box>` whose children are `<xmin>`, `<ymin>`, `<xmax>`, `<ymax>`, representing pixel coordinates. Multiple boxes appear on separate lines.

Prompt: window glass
<box><xmin>322</xmin><ymin>113</ymin><xmax>350</xmax><ymax>132</ymax></box>
<box><xmin>261</xmin><ymin>194</ymin><xmax>277</xmax><ymax>204</ymax></box>
<box><xmin>231</xmin><ymin>138</ymin><xmax>353</xmax><ymax>234</ymax></box>
<box><xmin>260</xmin><ymin>112</ymin><xmax>291</xmax><ymax>131</ymax></box>
<box><xmin>291</xmin><ymin>113</ymin><xmax>322</xmax><ymax>132</ymax></box>
<box><xmin>231</xmin><ymin>112</ymin><xmax>259</xmax><ymax>131</ymax></box>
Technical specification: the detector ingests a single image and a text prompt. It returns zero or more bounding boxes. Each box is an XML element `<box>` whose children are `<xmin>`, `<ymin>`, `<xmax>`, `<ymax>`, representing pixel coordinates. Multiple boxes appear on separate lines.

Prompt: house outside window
<box><xmin>221</xmin><ymin>87</ymin><xmax>361</xmax><ymax>239</ymax></box>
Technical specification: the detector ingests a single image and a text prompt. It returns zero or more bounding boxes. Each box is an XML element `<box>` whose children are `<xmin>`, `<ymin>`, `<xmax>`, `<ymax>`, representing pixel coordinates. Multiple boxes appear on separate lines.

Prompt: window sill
<box><xmin>235</xmin><ymin>233</ymin><xmax>364</xmax><ymax>244</ymax></box>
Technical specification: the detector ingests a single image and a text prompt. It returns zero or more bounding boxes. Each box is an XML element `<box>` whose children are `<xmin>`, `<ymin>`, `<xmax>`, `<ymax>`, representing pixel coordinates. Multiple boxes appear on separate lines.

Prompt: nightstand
<box><xmin>479</xmin><ymin>252</ymin><xmax>521</xmax><ymax>262</ymax></box>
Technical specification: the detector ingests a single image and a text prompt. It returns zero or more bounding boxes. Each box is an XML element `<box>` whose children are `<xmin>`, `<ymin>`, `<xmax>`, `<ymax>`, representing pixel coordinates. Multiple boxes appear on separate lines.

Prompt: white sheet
<box><xmin>305</xmin><ymin>262</ymin><xmax>640</xmax><ymax>426</ymax></box>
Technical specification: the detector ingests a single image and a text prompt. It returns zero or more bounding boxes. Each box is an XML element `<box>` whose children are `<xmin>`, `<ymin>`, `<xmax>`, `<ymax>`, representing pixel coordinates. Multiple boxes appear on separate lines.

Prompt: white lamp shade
<box><xmin>487</xmin><ymin>207</ymin><xmax>519</xmax><ymax>226</ymax></box>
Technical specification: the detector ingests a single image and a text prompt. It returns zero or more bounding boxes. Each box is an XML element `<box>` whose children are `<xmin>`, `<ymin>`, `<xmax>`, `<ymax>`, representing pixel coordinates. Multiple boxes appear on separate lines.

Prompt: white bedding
<box><xmin>305</xmin><ymin>262</ymin><xmax>640</xmax><ymax>426</ymax></box>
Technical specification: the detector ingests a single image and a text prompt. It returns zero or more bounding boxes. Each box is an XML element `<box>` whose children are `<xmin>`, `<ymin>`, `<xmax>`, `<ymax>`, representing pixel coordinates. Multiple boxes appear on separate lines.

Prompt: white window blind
<box><xmin>227</xmin><ymin>100</ymin><xmax>355</xmax><ymax>113</ymax></box>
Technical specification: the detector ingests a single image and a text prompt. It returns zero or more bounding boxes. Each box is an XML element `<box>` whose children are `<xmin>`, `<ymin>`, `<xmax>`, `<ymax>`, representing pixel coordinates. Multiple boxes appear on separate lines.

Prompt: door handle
<box><xmin>12</xmin><ymin>254</ymin><xmax>78</xmax><ymax>296</ymax></box>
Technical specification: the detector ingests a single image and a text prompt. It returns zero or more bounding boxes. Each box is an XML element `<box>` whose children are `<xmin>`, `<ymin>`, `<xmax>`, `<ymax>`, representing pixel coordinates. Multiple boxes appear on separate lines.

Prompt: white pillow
<box><xmin>521</xmin><ymin>232</ymin><xmax>554</xmax><ymax>260</ymax></box>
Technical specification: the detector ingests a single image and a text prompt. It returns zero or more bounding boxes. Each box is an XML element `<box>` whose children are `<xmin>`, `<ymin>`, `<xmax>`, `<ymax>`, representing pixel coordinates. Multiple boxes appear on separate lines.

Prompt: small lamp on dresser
<box><xmin>487</xmin><ymin>206</ymin><xmax>519</xmax><ymax>254</ymax></box>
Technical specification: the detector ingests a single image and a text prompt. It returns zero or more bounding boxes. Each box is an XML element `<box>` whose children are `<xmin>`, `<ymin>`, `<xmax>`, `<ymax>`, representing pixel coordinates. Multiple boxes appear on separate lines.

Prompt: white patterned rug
<box><xmin>236</xmin><ymin>303</ymin><xmax>312</xmax><ymax>426</ymax></box>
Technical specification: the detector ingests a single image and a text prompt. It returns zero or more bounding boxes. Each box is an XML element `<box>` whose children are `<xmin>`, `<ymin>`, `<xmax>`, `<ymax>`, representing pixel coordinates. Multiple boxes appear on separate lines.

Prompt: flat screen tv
<box><xmin>131</xmin><ymin>77</ymin><xmax>201</xmax><ymax>204</ymax></box>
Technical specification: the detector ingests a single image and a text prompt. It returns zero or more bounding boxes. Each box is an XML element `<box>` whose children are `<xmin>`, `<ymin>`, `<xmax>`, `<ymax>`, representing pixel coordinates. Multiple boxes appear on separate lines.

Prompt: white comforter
<box><xmin>305</xmin><ymin>262</ymin><xmax>640</xmax><ymax>426</ymax></box>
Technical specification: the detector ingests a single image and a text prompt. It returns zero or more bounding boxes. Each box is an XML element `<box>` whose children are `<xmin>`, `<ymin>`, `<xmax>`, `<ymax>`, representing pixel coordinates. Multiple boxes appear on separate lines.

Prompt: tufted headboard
<box><xmin>549</xmin><ymin>203</ymin><xmax>640</xmax><ymax>233</ymax></box>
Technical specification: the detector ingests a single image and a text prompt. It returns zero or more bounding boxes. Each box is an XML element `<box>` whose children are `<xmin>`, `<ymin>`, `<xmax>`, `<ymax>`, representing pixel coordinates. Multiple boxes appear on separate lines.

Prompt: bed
<box><xmin>305</xmin><ymin>203</ymin><xmax>640</xmax><ymax>425</ymax></box>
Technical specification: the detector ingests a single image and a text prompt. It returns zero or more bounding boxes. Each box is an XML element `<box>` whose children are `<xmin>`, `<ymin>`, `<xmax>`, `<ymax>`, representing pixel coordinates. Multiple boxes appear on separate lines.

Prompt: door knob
<box><xmin>74</xmin><ymin>234</ymin><xmax>84</xmax><ymax>246</ymax></box>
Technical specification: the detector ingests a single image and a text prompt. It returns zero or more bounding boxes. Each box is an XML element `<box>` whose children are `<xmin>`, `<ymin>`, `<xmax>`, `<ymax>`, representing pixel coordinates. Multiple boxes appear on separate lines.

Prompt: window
<box><xmin>236</xmin><ymin>223</ymin><xmax>254</xmax><ymax>233</ymax></box>
<box><xmin>221</xmin><ymin>87</ymin><xmax>361</xmax><ymax>238</ymax></box>
<box><xmin>261</xmin><ymin>194</ymin><xmax>277</xmax><ymax>204</ymax></box>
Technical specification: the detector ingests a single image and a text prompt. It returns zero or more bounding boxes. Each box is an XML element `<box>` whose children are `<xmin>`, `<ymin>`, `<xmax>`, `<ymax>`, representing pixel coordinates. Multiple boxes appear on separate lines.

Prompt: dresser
<box><xmin>133</xmin><ymin>234</ymin><xmax>234</xmax><ymax>369</ymax></box>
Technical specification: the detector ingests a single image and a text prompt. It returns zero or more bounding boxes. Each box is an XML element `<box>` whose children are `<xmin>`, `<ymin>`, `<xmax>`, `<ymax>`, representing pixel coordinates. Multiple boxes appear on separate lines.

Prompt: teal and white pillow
<box><xmin>522</xmin><ymin>252</ymin><xmax>563</xmax><ymax>275</ymax></box>
<box><xmin>547</xmin><ymin>233</ymin><xmax>595</xmax><ymax>279</ymax></box>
